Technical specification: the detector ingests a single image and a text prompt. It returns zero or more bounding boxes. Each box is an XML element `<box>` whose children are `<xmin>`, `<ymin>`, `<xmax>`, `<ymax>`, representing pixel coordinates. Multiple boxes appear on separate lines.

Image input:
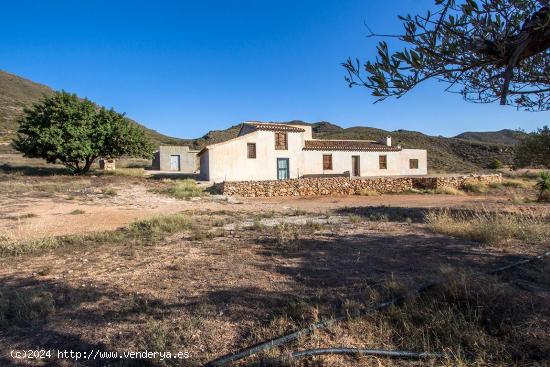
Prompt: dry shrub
<box><xmin>501</xmin><ymin>178</ymin><xmax>531</xmax><ymax>189</ymax></box>
<box><xmin>274</xmin><ymin>223</ymin><xmax>301</xmax><ymax>248</ymax></box>
<box><xmin>426</xmin><ymin>209</ymin><xmax>549</xmax><ymax>247</ymax></box>
<box><xmin>316</xmin><ymin>265</ymin><xmax>550</xmax><ymax>366</ymax></box>
<box><xmin>0</xmin><ymin>289</ymin><xmax>55</xmax><ymax>326</ymax></box>
<box><xmin>462</xmin><ymin>180</ymin><xmax>488</xmax><ymax>193</ymax></box>
<box><xmin>377</xmin><ymin>271</ymin><xmax>522</xmax><ymax>364</ymax></box>
<box><xmin>348</xmin><ymin>214</ymin><xmax>363</xmax><ymax>223</ymax></box>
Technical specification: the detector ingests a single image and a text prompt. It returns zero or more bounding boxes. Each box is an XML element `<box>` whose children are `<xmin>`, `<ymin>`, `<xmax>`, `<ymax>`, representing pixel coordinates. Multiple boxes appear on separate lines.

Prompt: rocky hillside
<box><xmin>0</xmin><ymin>70</ymin><xmax>187</xmax><ymax>150</ymax></box>
<box><xmin>454</xmin><ymin>129</ymin><xmax>524</xmax><ymax>145</ymax></box>
<box><xmin>0</xmin><ymin>70</ymin><xmax>516</xmax><ymax>172</ymax></box>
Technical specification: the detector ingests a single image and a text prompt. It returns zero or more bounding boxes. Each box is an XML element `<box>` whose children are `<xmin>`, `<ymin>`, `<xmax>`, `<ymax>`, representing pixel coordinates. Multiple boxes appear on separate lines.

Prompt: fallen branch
<box><xmin>291</xmin><ymin>347</ymin><xmax>442</xmax><ymax>359</ymax></box>
<box><xmin>205</xmin><ymin>250</ymin><xmax>550</xmax><ymax>366</ymax></box>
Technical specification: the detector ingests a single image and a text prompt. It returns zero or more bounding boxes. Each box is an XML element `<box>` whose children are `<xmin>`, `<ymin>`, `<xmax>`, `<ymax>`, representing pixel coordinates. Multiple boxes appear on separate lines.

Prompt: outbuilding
<box><xmin>152</xmin><ymin>145</ymin><xmax>199</xmax><ymax>172</ymax></box>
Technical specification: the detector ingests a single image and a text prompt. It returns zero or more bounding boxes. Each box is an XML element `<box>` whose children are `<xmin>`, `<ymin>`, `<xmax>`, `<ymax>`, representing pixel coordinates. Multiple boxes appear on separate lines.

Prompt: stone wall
<box><xmin>216</xmin><ymin>174</ymin><xmax>502</xmax><ymax>197</ymax></box>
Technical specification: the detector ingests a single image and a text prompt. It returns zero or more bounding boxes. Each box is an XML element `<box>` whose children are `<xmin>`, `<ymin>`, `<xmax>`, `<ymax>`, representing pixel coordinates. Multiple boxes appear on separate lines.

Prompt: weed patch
<box><xmin>426</xmin><ymin>210</ymin><xmax>549</xmax><ymax>247</ymax></box>
<box><xmin>153</xmin><ymin>179</ymin><xmax>205</xmax><ymax>199</ymax></box>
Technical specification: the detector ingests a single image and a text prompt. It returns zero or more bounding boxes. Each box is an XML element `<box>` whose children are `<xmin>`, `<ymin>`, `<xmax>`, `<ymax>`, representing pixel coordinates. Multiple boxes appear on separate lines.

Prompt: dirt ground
<box><xmin>0</xmin><ymin>177</ymin><xmax>544</xmax><ymax>241</ymax></box>
<box><xmin>1</xmin><ymin>166</ymin><xmax>549</xmax><ymax>366</ymax></box>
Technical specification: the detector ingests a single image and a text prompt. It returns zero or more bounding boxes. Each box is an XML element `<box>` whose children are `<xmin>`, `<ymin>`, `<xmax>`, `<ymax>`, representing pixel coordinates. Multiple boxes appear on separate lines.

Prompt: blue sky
<box><xmin>1</xmin><ymin>0</ymin><xmax>547</xmax><ymax>138</ymax></box>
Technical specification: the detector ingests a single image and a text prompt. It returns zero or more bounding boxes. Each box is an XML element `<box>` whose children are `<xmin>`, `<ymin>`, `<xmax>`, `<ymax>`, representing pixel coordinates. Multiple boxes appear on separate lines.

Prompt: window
<box><xmin>409</xmin><ymin>159</ymin><xmax>419</xmax><ymax>169</ymax></box>
<box><xmin>275</xmin><ymin>132</ymin><xmax>288</xmax><ymax>150</ymax></box>
<box><xmin>379</xmin><ymin>155</ymin><xmax>387</xmax><ymax>169</ymax></box>
<box><xmin>247</xmin><ymin>143</ymin><xmax>256</xmax><ymax>159</ymax></box>
<box><xmin>323</xmin><ymin>154</ymin><xmax>332</xmax><ymax>170</ymax></box>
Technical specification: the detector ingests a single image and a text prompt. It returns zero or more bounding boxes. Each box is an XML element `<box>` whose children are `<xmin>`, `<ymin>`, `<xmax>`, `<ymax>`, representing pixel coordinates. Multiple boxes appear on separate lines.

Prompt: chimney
<box><xmin>379</xmin><ymin>136</ymin><xmax>391</xmax><ymax>147</ymax></box>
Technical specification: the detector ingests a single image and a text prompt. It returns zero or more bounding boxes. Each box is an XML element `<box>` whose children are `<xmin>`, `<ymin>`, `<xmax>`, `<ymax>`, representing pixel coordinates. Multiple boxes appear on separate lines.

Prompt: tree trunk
<box><xmin>82</xmin><ymin>157</ymin><xmax>95</xmax><ymax>174</ymax></box>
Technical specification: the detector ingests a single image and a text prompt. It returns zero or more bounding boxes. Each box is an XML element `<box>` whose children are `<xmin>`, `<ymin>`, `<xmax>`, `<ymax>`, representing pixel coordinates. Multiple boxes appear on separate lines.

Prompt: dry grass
<box><xmin>501</xmin><ymin>178</ymin><xmax>531</xmax><ymax>189</ymax></box>
<box><xmin>152</xmin><ymin>179</ymin><xmax>205</xmax><ymax>199</ymax></box>
<box><xmin>0</xmin><ymin>179</ymin><xmax>92</xmax><ymax>194</ymax></box>
<box><xmin>245</xmin><ymin>261</ymin><xmax>550</xmax><ymax>366</ymax></box>
<box><xmin>462</xmin><ymin>180</ymin><xmax>489</xmax><ymax>194</ymax></box>
<box><xmin>100</xmin><ymin>168</ymin><xmax>146</xmax><ymax>177</ymax></box>
<box><xmin>433</xmin><ymin>186</ymin><xmax>466</xmax><ymax>195</ymax></box>
<box><xmin>0</xmin><ymin>213</ymin><xmax>195</xmax><ymax>257</ymax></box>
<box><xmin>426</xmin><ymin>209</ymin><xmax>550</xmax><ymax>247</ymax></box>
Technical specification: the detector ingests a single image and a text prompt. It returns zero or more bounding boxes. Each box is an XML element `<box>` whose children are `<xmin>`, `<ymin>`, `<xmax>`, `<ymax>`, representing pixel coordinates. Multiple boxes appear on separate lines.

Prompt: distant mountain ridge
<box><xmin>0</xmin><ymin>70</ymin><xmax>517</xmax><ymax>171</ymax></box>
<box><xmin>454</xmin><ymin>129</ymin><xmax>524</xmax><ymax>145</ymax></box>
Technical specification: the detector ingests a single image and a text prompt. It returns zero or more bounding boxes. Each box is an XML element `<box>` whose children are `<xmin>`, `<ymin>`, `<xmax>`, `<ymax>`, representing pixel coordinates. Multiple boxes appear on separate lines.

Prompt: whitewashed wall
<box><xmin>302</xmin><ymin>149</ymin><xmax>427</xmax><ymax>176</ymax></box>
<box><xmin>200</xmin><ymin>124</ymin><xmax>427</xmax><ymax>182</ymax></box>
<box><xmin>201</xmin><ymin>127</ymin><xmax>308</xmax><ymax>182</ymax></box>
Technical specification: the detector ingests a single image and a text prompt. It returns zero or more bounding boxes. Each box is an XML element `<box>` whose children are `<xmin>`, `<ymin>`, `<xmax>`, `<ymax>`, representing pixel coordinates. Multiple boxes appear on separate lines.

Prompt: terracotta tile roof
<box><xmin>244</xmin><ymin>122</ymin><xmax>305</xmax><ymax>133</ymax></box>
<box><xmin>303</xmin><ymin>140</ymin><xmax>402</xmax><ymax>152</ymax></box>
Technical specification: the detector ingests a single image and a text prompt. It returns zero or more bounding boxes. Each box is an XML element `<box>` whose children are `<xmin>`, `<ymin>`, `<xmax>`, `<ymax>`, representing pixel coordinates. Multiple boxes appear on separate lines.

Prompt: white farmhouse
<box><xmin>198</xmin><ymin>122</ymin><xmax>427</xmax><ymax>182</ymax></box>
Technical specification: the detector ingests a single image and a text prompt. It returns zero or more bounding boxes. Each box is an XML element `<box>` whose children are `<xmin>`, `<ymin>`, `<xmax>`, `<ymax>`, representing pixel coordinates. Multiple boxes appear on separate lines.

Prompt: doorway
<box><xmin>352</xmin><ymin>156</ymin><xmax>360</xmax><ymax>177</ymax></box>
<box><xmin>170</xmin><ymin>155</ymin><xmax>181</xmax><ymax>171</ymax></box>
<box><xmin>277</xmin><ymin>158</ymin><xmax>289</xmax><ymax>180</ymax></box>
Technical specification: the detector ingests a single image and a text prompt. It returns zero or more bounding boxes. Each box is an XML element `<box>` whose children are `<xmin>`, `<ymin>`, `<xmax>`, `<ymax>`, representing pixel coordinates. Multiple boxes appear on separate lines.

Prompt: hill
<box><xmin>309</xmin><ymin>124</ymin><xmax>515</xmax><ymax>172</ymax></box>
<box><xmin>0</xmin><ymin>70</ymin><xmax>187</xmax><ymax>150</ymax></box>
<box><xmin>194</xmin><ymin>120</ymin><xmax>515</xmax><ymax>172</ymax></box>
<box><xmin>0</xmin><ymin>70</ymin><xmax>516</xmax><ymax>172</ymax></box>
<box><xmin>454</xmin><ymin>129</ymin><xmax>524</xmax><ymax>145</ymax></box>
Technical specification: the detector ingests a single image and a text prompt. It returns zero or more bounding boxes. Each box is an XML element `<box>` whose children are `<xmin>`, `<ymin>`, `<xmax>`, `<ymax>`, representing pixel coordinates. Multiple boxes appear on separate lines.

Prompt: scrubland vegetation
<box><xmin>426</xmin><ymin>209</ymin><xmax>549</xmax><ymax>248</ymax></box>
<box><xmin>0</xmin><ymin>160</ymin><xmax>549</xmax><ymax>366</ymax></box>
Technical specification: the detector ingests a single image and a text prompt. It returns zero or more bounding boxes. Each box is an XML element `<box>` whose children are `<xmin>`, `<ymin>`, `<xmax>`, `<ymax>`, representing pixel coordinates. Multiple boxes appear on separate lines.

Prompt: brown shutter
<box><xmin>379</xmin><ymin>155</ymin><xmax>387</xmax><ymax>169</ymax></box>
<box><xmin>275</xmin><ymin>132</ymin><xmax>288</xmax><ymax>150</ymax></box>
<box><xmin>247</xmin><ymin>143</ymin><xmax>256</xmax><ymax>158</ymax></box>
<box><xmin>323</xmin><ymin>154</ymin><xmax>332</xmax><ymax>170</ymax></box>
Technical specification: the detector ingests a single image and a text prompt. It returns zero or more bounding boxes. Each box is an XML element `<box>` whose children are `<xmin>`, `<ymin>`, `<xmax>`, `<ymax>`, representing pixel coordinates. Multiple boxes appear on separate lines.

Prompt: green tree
<box><xmin>14</xmin><ymin>91</ymin><xmax>154</xmax><ymax>174</ymax></box>
<box><xmin>535</xmin><ymin>171</ymin><xmax>550</xmax><ymax>201</ymax></box>
<box><xmin>344</xmin><ymin>0</ymin><xmax>550</xmax><ymax>110</ymax></box>
<box><xmin>514</xmin><ymin>126</ymin><xmax>550</xmax><ymax>168</ymax></box>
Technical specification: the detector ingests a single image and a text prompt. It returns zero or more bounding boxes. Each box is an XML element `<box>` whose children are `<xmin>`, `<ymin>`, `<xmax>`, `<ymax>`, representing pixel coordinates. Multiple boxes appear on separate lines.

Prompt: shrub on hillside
<box><xmin>488</xmin><ymin>159</ymin><xmax>503</xmax><ymax>169</ymax></box>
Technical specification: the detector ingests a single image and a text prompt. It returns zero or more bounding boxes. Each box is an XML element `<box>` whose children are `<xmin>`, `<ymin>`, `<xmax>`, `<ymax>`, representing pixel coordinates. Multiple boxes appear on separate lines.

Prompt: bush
<box><xmin>536</xmin><ymin>171</ymin><xmax>550</xmax><ymax>202</ymax></box>
<box><xmin>488</xmin><ymin>159</ymin><xmax>503</xmax><ymax>169</ymax></box>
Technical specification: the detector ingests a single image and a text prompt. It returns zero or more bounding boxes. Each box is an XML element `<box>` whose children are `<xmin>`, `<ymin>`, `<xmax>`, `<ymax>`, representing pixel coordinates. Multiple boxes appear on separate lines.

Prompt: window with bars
<box><xmin>379</xmin><ymin>155</ymin><xmax>387</xmax><ymax>169</ymax></box>
<box><xmin>409</xmin><ymin>159</ymin><xmax>419</xmax><ymax>169</ymax></box>
<box><xmin>247</xmin><ymin>143</ymin><xmax>256</xmax><ymax>159</ymax></box>
<box><xmin>323</xmin><ymin>154</ymin><xmax>332</xmax><ymax>170</ymax></box>
<box><xmin>275</xmin><ymin>132</ymin><xmax>288</xmax><ymax>150</ymax></box>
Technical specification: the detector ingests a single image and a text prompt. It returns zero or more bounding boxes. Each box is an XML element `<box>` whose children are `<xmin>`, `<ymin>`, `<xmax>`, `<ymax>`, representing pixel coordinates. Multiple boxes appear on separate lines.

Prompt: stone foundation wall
<box><xmin>216</xmin><ymin>174</ymin><xmax>502</xmax><ymax>197</ymax></box>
